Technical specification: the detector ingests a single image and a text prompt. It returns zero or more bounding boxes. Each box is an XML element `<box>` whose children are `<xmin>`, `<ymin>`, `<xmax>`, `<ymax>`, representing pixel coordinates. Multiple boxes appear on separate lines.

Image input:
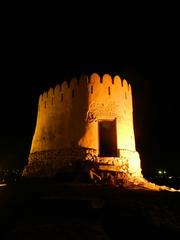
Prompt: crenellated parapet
<box><xmin>37</xmin><ymin>73</ymin><xmax>132</xmax><ymax>114</ymax></box>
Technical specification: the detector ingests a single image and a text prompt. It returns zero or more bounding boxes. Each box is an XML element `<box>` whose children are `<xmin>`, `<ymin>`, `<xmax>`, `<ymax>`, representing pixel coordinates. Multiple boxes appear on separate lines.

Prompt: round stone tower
<box><xmin>23</xmin><ymin>73</ymin><xmax>142</xmax><ymax>178</ymax></box>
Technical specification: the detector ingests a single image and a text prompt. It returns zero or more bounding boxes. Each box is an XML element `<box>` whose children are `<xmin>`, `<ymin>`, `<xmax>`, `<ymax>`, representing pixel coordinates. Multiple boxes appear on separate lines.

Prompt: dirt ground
<box><xmin>0</xmin><ymin>178</ymin><xmax>180</xmax><ymax>239</ymax></box>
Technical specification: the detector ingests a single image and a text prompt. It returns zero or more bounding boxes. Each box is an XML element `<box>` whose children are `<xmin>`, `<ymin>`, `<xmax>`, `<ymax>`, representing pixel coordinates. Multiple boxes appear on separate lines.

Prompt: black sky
<box><xmin>0</xmin><ymin>5</ymin><xmax>179</xmax><ymax>178</ymax></box>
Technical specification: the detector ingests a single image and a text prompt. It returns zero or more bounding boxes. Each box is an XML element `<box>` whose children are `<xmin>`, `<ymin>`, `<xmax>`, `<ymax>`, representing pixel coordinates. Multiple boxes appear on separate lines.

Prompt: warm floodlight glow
<box><xmin>22</xmin><ymin>72</ymin><xmax>180</xmax><ymax>192</ymax></box>
<box><xmin>23</xmin><ymin>73</ymin><xmax>142</xmax><ymax>178</ymax></box>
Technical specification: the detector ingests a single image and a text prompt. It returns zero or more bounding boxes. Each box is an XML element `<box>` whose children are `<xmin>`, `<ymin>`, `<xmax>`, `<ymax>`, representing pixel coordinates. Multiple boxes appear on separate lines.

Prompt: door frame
<box><xmin>98</xmin><ymin>118</ymin><xmax>117</xmax><ymax>157</ymax></box>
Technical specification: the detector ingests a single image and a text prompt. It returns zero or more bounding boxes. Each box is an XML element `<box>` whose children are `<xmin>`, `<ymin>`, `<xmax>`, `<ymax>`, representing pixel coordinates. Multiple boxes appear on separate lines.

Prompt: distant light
<box><xmin>0</xmin><ymin>183</ymin><xmax>7</xmax><ymax>187</ymax></box>
<box><xmin>157</xmin><ymin>170</ymin><xmax>167</xmax><ymax>175</ymax></box>
<box><xmin>168</xmin><ymin>176</ymin><xmax>173</xmax><ymax>179</ymax></box>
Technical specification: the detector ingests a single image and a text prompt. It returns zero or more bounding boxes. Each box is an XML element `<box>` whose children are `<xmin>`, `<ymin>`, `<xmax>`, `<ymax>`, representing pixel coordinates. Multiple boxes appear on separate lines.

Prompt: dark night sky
<box><xmin>0</xmin><ymin>5</ymin><xmax>179</xmax><ymax>178</ymax></box>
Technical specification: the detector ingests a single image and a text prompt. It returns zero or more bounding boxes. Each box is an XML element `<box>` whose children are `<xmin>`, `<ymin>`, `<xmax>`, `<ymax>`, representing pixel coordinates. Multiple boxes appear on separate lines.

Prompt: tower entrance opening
<box><xmin>98</xmin><ymin>120</ymin><xmax>117</xmax><ymax>157</ymax></box>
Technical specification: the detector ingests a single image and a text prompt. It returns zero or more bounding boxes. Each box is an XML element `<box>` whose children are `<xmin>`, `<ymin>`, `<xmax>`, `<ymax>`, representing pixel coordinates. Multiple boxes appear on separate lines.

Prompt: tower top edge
<box><xmin>40</xmin><ymin>72</ymin><xmax>131</xmax><ymax>99</ymax></box>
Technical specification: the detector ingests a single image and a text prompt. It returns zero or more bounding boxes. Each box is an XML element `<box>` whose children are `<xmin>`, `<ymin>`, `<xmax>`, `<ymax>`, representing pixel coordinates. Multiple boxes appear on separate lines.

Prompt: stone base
<box><xmin>22</xmin><ymin>148</ymin><xmax>97</xmax><ymax>177</ymax></box>
<box><xmin>22</xmin><ymin>148</ymin><xmax>142</xmax><ymax>178</ymax></box>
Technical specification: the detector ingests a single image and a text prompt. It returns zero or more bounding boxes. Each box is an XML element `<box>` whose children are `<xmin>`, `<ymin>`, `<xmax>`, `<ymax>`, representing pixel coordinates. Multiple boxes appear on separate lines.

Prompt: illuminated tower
<box><xmin>23</xmin><ymin>73</ymin><xmax>142</xmax><ymax>178</ymax></box>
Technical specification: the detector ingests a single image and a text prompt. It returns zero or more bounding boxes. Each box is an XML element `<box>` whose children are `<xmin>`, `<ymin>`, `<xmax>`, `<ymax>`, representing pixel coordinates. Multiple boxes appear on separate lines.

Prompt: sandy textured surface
<box><xmin>0</xmin><ymin>179</ymin><xmax>180</xmax><ymax>239</ymax></box>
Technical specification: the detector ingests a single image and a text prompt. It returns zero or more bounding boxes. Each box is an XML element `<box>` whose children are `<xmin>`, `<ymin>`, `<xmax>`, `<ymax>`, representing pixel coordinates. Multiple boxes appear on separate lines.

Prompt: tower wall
<box><xmin>23</xmin><ymin>73</ymin><xmax>141</xmax><ymax>177</ymax></box>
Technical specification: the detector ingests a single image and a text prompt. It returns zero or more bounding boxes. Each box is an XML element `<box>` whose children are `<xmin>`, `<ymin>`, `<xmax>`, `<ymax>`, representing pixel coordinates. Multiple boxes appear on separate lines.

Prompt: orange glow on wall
<box><xmin>23</xmin><ymin>73</ymin><xmax>143</xmax><ymax>178</ymax></box>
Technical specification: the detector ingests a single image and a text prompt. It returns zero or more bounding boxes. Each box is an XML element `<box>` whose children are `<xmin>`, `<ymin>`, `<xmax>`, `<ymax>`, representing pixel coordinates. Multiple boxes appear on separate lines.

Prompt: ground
<box><xmin>0</xmin><ymin>178</ymin><xmax>180</xmax><ymax>239</ymax></box>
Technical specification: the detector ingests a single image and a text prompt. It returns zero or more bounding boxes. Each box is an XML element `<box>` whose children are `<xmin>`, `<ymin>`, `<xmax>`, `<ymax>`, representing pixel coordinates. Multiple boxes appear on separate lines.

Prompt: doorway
<box><xmin>98</xmin><ymin>120</ymin><xmax>117</xmax><ymax>157</ymax></box>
